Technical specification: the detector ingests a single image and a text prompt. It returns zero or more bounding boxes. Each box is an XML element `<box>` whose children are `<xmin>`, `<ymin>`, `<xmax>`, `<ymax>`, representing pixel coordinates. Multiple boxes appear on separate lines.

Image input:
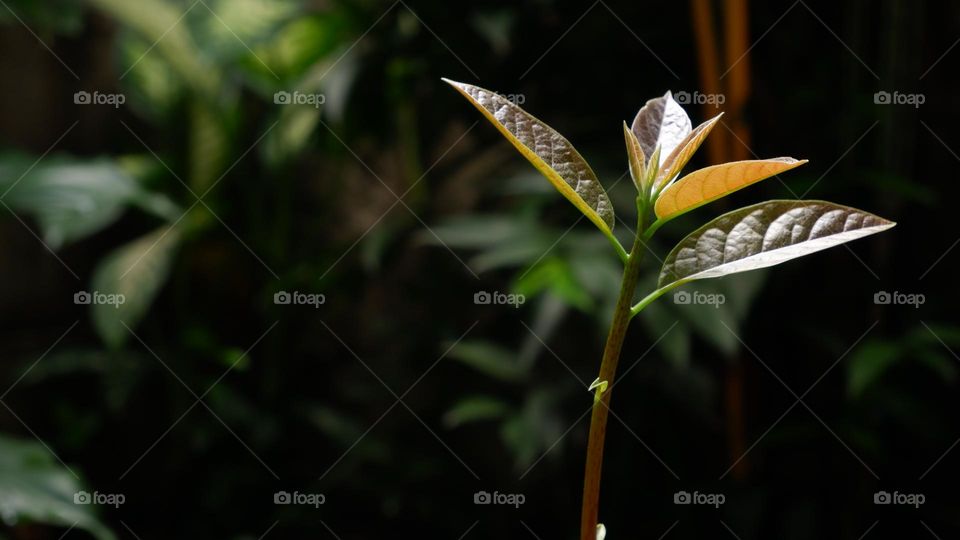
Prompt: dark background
<box><xmin>0</xmin><ymin>0</ymin><xmax>957</xmax><ymax>538</ymax></box>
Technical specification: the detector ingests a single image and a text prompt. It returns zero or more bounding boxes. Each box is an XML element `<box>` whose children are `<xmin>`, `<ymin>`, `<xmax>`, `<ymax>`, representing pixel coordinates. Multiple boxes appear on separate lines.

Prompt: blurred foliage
<box><xmin>0</xmin><ymin>0</ymin><xmax>957</xmax><ymax>538</ymax></box>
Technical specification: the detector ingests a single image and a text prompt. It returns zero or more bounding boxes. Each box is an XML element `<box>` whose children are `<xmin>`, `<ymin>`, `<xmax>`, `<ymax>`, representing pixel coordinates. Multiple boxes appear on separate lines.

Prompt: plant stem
<box><xmin>579</xmin><ymin>211</ymin><xmax>649</xmax><ymax>540</ymax></box>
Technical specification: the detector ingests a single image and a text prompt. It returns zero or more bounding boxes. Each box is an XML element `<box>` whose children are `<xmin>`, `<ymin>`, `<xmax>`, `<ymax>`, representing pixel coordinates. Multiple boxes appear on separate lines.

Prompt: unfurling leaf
<box><xmin>631</xmin><ymin>91</ymin><xmax>691</xmax><ymax>167</ymax></box>
<box><xmin>655</xmin><ymin>113</ymin><xmax>723</xmax><ymax>191</ymax></box>
<box><xmin>622</xmin><ymin>121</ymin><xmax>645</xmax><ymax>191</ymax></box>
<box><xmin>658</xmin><ymin>200</ymin><xmax>895</xmax><ymax>288</ymax></box>
<box><xmin>443</xmin><ymin>79</ymin><xmax>615</xmax><ymax>234</ymax></box>
<box><xmin>654</xmin><ymin>157</ymin><xmax>807</xmax><ymax>220</ymax></box>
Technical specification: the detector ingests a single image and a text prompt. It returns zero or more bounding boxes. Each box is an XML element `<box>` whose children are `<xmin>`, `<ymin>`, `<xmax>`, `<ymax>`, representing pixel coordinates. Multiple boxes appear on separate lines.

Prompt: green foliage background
<box><xmin>0</xmin><ymin>0</ymin><xmax>956</xmax><ymax>538</ymax></box>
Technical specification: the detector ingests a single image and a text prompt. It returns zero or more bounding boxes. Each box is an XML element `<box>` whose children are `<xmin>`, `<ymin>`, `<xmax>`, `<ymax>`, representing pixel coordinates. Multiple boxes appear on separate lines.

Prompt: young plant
<box><xmin>443</xmin><ymin>79</ymin><xmax>895</xmax><ymax>539</ymax></box>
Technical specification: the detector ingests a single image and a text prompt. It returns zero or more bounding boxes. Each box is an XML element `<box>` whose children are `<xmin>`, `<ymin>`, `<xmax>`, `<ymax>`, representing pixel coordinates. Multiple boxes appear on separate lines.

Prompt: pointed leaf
<box><xmin>623</xmin><ymin>121</ymin><xmax>646</xmax><ymax>191</ymax></box>
<box><xmin>631</xmin><ymin>91</ymin><xmax>691</xmax><ymax>167</ymax></box>
<box><xmin>91</xmin><ymin>226</ymin><xmax>180</xmax><ymax>348</ymax></box>
<box><xmin>658</xmin><ymin>200</ymin><xmax>895</xmax><ymax>288</ymax></box>
<box><xmin>655</xmin><ymin>157</ymin><xmax>807</xmax><ymax>220</ymax></box>
<box><xmin>443</xmin><ymin>79</ymin><xmax>614</xmax><ymax>234</ymax></box>
<box><xmin>655</xmin><ymin>113</ymin><xmax>723</xmax><ymax>191</ymax></box>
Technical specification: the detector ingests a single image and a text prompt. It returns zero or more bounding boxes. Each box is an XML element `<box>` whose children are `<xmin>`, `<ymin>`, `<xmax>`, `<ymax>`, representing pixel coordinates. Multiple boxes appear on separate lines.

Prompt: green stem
<box><xmin>579</xmin><ymin>204</ymin><xmax>649</xmax><ymax>540</ymax></box>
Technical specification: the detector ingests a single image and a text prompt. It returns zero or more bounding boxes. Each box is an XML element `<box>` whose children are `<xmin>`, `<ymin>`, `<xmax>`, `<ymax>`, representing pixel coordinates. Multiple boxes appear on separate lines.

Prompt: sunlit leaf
<box><xmin>658</xmin><ymin>200</ymin><xmax>895</xmax><ymax>288</ymax></box>
<box><xmin>655</xmin><ymin>113</ymin><xmax>722</xmax><ymax>191</ymax></box>
<box><xmin>91</xmin><ymin>226</ymin><xmax>181</xmax><ymax>348</ymax></box>
<box><xmin>631</xmin><ymin>91</ymin><xmax>691</xmax><ymax>167</ymax></box>
<box><xmin>443</xmin><ymin>79</ymin><xmax>615</xmax><ymax>235</ymax></box>
<box><xmin>655</xmin><ymin>158</ymin><xmax>807</xmax><ymax>220</ymax></box>
<box><xmin>623</xmin><ymin>121</ymin><xmax>645</xmax><ymax>191</ymax></box>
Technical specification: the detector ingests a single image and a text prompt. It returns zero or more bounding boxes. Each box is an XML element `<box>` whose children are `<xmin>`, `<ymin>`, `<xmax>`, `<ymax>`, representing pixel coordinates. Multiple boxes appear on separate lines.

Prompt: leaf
<box><xmin>445</xmin><ymin>340</ymin><xmax>528</xmax><ymax>382</ymax></box>
<box><xmin>0</xmin><ymin>435</ymin><xmax>116</xmax><ymax>540</ymax></box>
<box><xmin>91</xmin><ymin>226</ymin><xmax>181</xmax><ymax>349</ymax></box>
<box><xmin>631</xmin><ymin>91</ymin><xmax>692</xmax><ymax>167</ymax></box>
<box><xmin>658</xmin><ymin>200</ymin><xmax>895</xmax><ymax>288</ymax></box>
<box><xmin>655</xmin><ymin>157</ymin><xmax>807</xmax><ymax>220</ymax></box>
<box><xmin>847</xmin><ymin>340</ymin><xmax>901</xmax><ymax>398</ymax></box>
<box><xmin>443</xmin><ymin>79</ymin><xmax>615</xmax><ymax>234</ymax></box>
<box><xmin>655</xmin><ymin>113</ymin><xmax>723</xmax><ymax>191</ymax></box>
<box><xmin>0</xmin><ymin>154</ymin><xmax>180</xmax><ymax>249</ymax></box>
<box><xmin>89</xmin><ymin>0</ymin><xmax>219</xmax><ymax>97</ymax></box>
<box><xmin>443</xmin><ymin>396</ymin><xmax>511</xmax><ymax>428</ymax></box>
<box><xmin>623</xmin><ymin>121</ymin><xmax>645</xmax><ymax>191</ymax></box>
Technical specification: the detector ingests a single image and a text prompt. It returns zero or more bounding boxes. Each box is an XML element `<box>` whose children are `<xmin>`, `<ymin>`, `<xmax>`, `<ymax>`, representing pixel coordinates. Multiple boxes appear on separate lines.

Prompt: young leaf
<box><xmin>655</xmin><ymin>113</ymin><xmax>723</xmax><ymax>191</ymax></box>
<box><xmin>654</xmin><ymin>157</ymin><xmax>807</xmax><ymax>220</ymax></box>
<box><xmin>658</xmin><ymin>200</ymin><xmax>895</xmax><ymax>288</ymax></box>
<box><xmin>443</xmin><ymin>79</ymin><xmax>615</xmax><ymax>235</ymax></box>
<box><xmin>623</xmin><ymin>121</ymin><xmax>645</xmax><ymax>191</ymax></box>
<box><xmin>631</xmin><ymin>91</ymin><xmax>691</xmax><ymax>167</ymax></box>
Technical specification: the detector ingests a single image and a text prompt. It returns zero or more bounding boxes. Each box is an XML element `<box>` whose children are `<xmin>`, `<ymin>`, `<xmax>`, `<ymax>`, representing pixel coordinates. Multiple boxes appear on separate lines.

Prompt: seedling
<box><xmin>443</xmin><ymin>79</ymin><xmax>895</xmax><ymax>539</ymax></box>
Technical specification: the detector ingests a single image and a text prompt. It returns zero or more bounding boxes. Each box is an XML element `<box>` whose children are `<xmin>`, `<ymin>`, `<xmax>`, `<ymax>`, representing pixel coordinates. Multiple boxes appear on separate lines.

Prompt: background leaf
<box><xmin>0</xmin><ymin>154</ymin><xmax>180</xmax><ymax>249</ymax></box>
<box><xmin>0</xmin><ymin>435</ymin><xmax>116</xmax><ymax>540</ymax></box>
<box><xmin>91</xmin><ymin>226</ymin><xmax>181</xmax><ymax>348</ymax></box>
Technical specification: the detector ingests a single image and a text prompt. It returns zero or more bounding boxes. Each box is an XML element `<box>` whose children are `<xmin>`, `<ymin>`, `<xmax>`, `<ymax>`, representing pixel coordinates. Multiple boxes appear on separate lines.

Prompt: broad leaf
<box><xmin>654</xmin><ymin>157</ymin><xmax>807</xmax><ymax>220</ymax></box>
<box><xmin>444</xmin><ymin>396</ymin><xmax>511</xmax><ymax>428</ymax></box>
<box><xmin>443</xmin><ymin>79</ymin><xmax>615</xmax><ymax>234</ymax></box>
<box><xmin>622</xmin><ymin>121</ymin><xmax>645</xmax><ymax>190</ymax></box>
<box><xmin>0</xmin><ymin>435</ymin><xmax>116</xmax><ymax>540</ymax></box>
<box><xmin>658</xmin><ymin>200</ymin><xmax>895</xmax><ymax>288</ymax></box>
<box><xmin>655</xmin><ymin>113</ymin><xmax>723</xmax><ymax>191</ymax></box>
<box><xmin>631</xmin><ymin>91</ymin><xmax>691</xmax><ymax>167</ymax></box>
<box><xmin>445</xmin><ymin>340</ymin><xmax>528</xmax><ymax>382</ymax></box>
<box><xmin>91</xmin><ymin>226</ymin><xmax>181</xmax><ymax>348</ymax></box>
<box><xmin>0</xmin><ymin>154</ymin><xmax>180</xmax><ymax>249</ymax></box>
